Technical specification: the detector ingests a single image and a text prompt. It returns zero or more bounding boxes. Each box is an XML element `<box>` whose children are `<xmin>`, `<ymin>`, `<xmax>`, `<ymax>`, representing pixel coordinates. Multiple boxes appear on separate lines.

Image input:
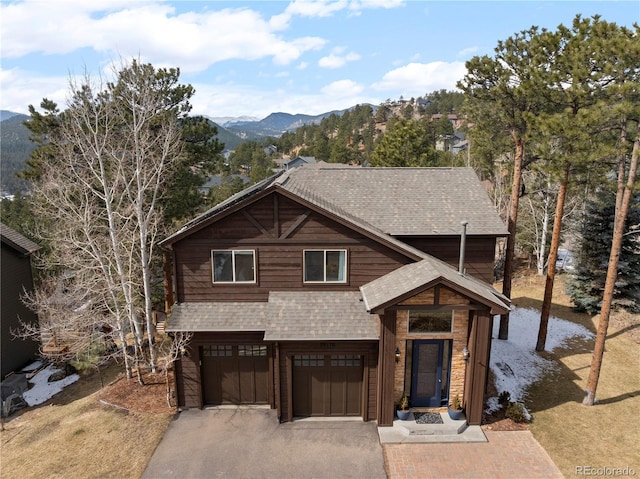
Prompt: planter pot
<box><xmin>397</xmin><ymin>409</ymin><xmax>411</xmax><ymax>420</ymax></box>
<box><xmin>447</xmin><ymin>407</ymin><xmax>464</xmax><ymax>420</ymax></box>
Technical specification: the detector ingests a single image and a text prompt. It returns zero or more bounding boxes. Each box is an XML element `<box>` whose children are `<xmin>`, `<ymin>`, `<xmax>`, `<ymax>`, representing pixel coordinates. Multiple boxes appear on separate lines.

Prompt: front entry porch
<box><xmin>377</xmin><ymin>410</ymin><xmax>487</xmax><ymax>444</ymax></box>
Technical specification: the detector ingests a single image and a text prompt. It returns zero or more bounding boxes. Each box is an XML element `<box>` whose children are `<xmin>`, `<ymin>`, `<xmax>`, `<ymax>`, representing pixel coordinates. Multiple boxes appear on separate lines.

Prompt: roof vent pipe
<box><xmin>459</xmin><ymin>220</ymin><xmax>468</xmax><ymax>274</ymax></box>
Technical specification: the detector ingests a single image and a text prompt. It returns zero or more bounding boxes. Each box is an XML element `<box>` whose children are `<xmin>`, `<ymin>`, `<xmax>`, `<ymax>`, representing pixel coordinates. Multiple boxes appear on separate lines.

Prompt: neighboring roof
<box><xmin>360</xmin><ymin>256</ymin><xmax>510</xmax><ymax>315</ymax></box>
<box><xmin>285</xmin><ymin>156</ymin><xmax>316</xmax><ymax>168</ymax></box>
<box><xmin>167</xmin><ymin>291</ymin><xmax>379</xmax><ymax>341</ymax></box>
<box><xmin>0</xmin><ymin>223</ymin><xmax>40</xmax><ymax>256</ymax></box>
<box><xmin>265</xmin><ymin>291</ymin><xmax>378</xmax><ymax>341</ymax></box>
<box><xmin>198</xmin><ymin>174</ymin><xmax>250</xmax><ymax>191</ymax></box>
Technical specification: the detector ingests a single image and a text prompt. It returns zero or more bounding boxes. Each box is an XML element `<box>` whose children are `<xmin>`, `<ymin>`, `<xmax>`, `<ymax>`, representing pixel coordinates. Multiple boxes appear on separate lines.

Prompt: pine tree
<box><xmin>566</xmin><ymin>188</ymin><xmax>640</xmax><ymax>314</ymax></box>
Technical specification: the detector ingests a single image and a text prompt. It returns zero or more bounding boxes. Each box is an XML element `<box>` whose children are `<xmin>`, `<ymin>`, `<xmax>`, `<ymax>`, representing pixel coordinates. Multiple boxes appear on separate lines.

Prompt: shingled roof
<box><xmin>0</xmin><ymin>223</ymin><xmax>40</xmax><ymax>256</ymax></box>
<box><xmin>279</xmin><ymin>164</ymin><xmax>507</xmax><ymax>236</ymax></box>
<box><xmin>161</xmin><ymin>163</ymin><xmax>507</xmax><ymax>248</ymax></box>
<box><xmin>360</xmin><ymin>256</ymin><xmax>510</xmax><ymax>315</ymax></box>
<box><xmin>167</xmin><ymin>291</ymin><xmax>378</xmax><ymax>340</ymax></box>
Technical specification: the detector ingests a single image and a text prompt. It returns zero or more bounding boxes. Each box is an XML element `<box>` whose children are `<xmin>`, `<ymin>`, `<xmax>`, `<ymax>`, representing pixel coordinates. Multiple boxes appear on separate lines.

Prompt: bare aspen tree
<box><xmin>24</xmin><ymin>60</ymin><xmax>197</xmax><ymax>380</ymax></box>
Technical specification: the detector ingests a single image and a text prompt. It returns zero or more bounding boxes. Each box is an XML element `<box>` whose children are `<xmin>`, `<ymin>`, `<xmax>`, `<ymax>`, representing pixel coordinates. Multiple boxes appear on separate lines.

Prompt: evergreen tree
<box><xmin>566</xmin><ymin>188</ymin><xmax>640</xmax><ymax>314</ymax></box>
<box><xmin>370</xmin><ymin>118</ymin><xmax>436</xmax><ymax>167</ymax></box>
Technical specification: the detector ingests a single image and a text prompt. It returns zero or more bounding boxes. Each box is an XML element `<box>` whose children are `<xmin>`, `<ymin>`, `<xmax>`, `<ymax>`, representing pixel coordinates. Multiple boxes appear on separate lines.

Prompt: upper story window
<box><xmin>211</xmin><ymin>250</ymin><xmax>256</xmax><ymax>283</ymax></box>
<box><xmin>408</xmin><ymin>310</ymin><xmax>453</xmax><ymax>334</ymax></box>
<box><xmin>304</xmin><ymin>249</ymin><xmax>347</xmax><ymax>283</ymax></box>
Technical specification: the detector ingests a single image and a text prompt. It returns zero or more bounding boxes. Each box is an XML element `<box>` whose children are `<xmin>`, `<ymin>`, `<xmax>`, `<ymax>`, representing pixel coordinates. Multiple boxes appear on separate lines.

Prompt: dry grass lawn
<box><xmin>505</xmin><ymin>274</ymin><xmax>640</xmax><ymax>478</ymax></box>
<box><xmin>0</xmin><ymin>365</ymin><xmax>173</xmax><ymax>479</ymax></box>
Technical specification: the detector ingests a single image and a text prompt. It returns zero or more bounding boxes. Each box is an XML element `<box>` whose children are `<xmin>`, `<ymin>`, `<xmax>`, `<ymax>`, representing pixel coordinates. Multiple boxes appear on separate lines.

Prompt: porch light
<box><xmin>395</xmin><ymin>348</ymin><xmax>401</xmax><ymax>363</ymax></box>
<box><xmin>462</xmin><ymin>347</ymin><xmax>470</xmax><ymax>361</ymax></box>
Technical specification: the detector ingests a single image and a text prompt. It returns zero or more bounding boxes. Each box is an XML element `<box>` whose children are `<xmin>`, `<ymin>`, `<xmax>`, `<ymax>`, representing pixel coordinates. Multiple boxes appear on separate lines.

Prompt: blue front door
<box><xmin>410</xmin><ymin>340</ymin><xmax>446</xmax><ymax>407</ymax></box>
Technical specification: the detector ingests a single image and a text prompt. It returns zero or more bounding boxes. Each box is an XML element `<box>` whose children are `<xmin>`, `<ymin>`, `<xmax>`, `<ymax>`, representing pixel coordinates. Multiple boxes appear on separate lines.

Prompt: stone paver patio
<box><xmin>383</xmin><ymin>430</ymin><xmax>564</xmax><ymax>479</ymax></box>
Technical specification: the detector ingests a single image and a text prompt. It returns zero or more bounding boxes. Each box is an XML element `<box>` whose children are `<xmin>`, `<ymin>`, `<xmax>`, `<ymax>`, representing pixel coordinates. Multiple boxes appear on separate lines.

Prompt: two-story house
<box><xmin>160</xmin><ymin>163</ymin><xmax>509</xmax><ymax>427</ymax></box>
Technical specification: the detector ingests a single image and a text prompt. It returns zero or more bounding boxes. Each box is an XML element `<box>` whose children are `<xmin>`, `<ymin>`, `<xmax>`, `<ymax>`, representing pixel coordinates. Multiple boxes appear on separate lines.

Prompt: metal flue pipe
<box><xmin>459</xmin><ymin>220</ymin><xmax>468</xmax><ymax>274</ymax></box>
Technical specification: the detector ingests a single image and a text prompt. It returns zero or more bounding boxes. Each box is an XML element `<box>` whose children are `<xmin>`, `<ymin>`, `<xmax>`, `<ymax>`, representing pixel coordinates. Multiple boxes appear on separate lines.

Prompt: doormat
<box><xmin>413</xmin><ymin>412</ymin><xmax>443</xmax><ymax>424</ymax></box>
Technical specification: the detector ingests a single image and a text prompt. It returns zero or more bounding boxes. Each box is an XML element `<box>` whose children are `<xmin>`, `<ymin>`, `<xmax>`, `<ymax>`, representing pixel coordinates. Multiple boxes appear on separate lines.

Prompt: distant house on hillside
<box><xmin>284</xmin><ymin>156</ymin><xmax>316</xmax><ymax>170</ymax></box>
<box><xmin>417</xmin><ymin>98</ymin><xmax>432</xmax><ymax>109</ymax></box>
<box><xmin>436</xmin><ymin>132</ymin><xmax>468</xmax><ymax>154</ymax></box>
<box><xmin>263</xmin><ymin>145</ymin><xmax>278</xmax><ymax>156</ymax></box>
<box><xmin>273</xmin><ymin>156</ymin><xmax>317</xmax><ymax>173</ymax></box>
<box><xmin>198</xmin><ymin>174</ymin><xmax>250</xmax><ymax>196</ymax></box>
<box><xmin>1</xmin><ymin>224</ymin><xmax>40</xmax><ymax>379</ymax></box>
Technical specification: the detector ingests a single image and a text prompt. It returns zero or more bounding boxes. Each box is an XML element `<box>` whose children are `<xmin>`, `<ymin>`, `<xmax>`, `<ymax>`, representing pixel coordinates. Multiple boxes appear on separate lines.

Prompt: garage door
<box><xmin>202</xmin><ymin>344</ymin><xmax>269</xmax><ymax>405</ymax></box>
<box><xmin>292</xmin><ymin>354</ymin><xmax>362</xmax><ymax>417</ymax></box>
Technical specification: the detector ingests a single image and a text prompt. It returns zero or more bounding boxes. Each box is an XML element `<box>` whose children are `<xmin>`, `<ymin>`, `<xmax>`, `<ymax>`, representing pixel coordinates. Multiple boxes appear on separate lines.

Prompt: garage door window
<box><xmin>331</xmin><ymin>355</ymin><xmax>362</xmax><ymax>367</ymax></box>
<box><xmin>238</xmin><ymin>345</ymin><xmax>267</xmax><ymax>357</ymax></box>
<box><xmin>202</xmin><ymin>345</ymin><xmax>233</xmax><ymax>357</ymax></box>
<box><xmin>293</xmin><ymin>354</ymin><xmax>325</xmax><ymax>366</ymax></box>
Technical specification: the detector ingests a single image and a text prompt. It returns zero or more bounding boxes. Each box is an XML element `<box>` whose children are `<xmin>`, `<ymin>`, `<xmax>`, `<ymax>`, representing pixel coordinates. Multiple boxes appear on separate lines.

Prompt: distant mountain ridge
<box><xmin>0</xmin><ymin>106</ymin><xmax>356</xmax><ymax>194</ymax></box>
<box><xmin>0</xmin><ymin>110</ymin><xmax>23</xmax><ymax>122</ymax></box>
<box><xmin>223</xmin><ymin>109</ymin><xmax>350</xmax><ymax>138</ymax></box>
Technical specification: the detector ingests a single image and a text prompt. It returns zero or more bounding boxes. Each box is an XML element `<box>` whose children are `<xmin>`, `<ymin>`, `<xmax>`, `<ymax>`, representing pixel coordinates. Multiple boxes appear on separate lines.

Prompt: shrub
<box><xmin>498</xmin><ymin>391</ymin><xmax>511</xmax><ymax>405</ymax></box>
<box><xmin>505</xmin><ymin>402</ymin><xmax>528</xmax><ymax>423</ymax></box>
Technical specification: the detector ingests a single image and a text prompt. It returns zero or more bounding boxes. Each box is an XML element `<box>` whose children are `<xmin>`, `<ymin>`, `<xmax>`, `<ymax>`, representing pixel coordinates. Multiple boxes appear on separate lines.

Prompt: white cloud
<box><xmin>320</xmin><ymin>79</ymin><xmax>364</xmax><ymax>98</ymax></box>
<box><xmin>270</xmin><ymin>0</ymin><xmax>404</xmax><ymax>28</ymax></box>
<box><xmin>318</xmin><ymin>47</ymin><xmax>361</xmax><ymax>69</ymax></box>
<box><xmin>285</xmin><ymin>0</ymin><xmax>350</xmax><ymax>18</ymax></box>
<box><xmin>0</xmin><ymin>68</ymin><xmax>69</xmax><ymax>114</ymax></box>
<box><xmin>191</xmin><ymin>79</ymin><xmax>375</xmax><ymax>119</ymax></box>
<box><xmin>372</xmin><ymin>61</ymin><xmax>467</xmax><ymax>96</ymax></box>
<box><xmin>457</xmin><ymin>46</ymin><xmax>480</xmax><ymax>58</ymax></box>
<box><xmin>1</xmin><ymin>2</ymin><xmax>326</xmax><ymax>71</ymax></box>
<box><xmin>348</xmin><ymin>0</ymin><xmax>405</xmax><ymax>12</ymax></box>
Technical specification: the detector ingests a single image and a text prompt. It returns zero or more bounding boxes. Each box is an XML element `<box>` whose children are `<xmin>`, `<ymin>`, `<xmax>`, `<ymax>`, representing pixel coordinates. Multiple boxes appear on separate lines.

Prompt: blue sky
<box><xmin>1</xmin><ymin>1</ymin><xmax>638</xmax><ymax>120</ymax></box>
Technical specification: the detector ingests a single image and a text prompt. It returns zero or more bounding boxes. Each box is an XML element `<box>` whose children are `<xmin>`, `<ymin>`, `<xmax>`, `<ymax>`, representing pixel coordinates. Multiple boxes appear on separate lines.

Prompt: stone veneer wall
<box><xmin>393</xmin><ymin>291</ymin><xmax>470</xmax><ymax>407</ymax></box>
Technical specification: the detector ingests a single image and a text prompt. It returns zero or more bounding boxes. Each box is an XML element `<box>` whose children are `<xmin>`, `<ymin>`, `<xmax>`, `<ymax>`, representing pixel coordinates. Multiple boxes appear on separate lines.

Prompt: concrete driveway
<box><xmin>142</xmin><ymin>407</ymin><xmax>387</xmax><ymax>479</ymax></box>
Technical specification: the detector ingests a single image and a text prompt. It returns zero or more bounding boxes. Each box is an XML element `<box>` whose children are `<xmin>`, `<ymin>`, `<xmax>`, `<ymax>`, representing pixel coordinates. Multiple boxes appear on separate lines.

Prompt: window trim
<box><xmin>211</xmin><ymin>249</ymin><xmax>257</xmax><ymax>284</ymax></box>
<box><xmin>303</xmin><ymin>249</ymin><xmax>348</xmax><ymax>284</ymax></box>
<box><xmin>407</xmin><ymin>310</ymin><xmax>454</xmax><ymax>334</ymax></box>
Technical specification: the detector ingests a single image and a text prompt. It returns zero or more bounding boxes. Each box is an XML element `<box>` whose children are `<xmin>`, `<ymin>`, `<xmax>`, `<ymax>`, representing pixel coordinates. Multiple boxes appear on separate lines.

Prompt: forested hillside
<box><xmin>0</xmin><ymin>114</ymin><xmax>34</xmax><ymax>194</ymax></box>
<box><xmin>0</xmin><ymin>113</ymin><xmax>244</xmax><ymax>195</ymax></box>
<box><xmin>221</xmin><ymin>89</ymin><xmax>465</xmax><ymax>179</ymax></box>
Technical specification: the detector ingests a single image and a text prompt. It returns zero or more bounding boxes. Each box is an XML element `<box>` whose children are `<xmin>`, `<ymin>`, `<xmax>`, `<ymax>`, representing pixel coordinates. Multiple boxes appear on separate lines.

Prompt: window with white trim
<box><xmin>211</xmin><ymin>250</ymin><xmax>256</xmax><ymax>283</ymax></box>
<box><xmin>303</xmin><ymin>249</ymin><xmax>347</xmax><ymax>283</ymax></box>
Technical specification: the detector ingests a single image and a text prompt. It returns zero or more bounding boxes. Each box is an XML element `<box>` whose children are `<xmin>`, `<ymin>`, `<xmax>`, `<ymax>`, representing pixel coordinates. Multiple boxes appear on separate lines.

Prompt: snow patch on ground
<box><xmin>488</xmin><ymin>307</ymin><xmax>594</xmax><ymax>414</ymax></box>
<box><xmin>22</xmin><ymin>364</ymin><xmax>80</xmax><ymax>406</ymax></box>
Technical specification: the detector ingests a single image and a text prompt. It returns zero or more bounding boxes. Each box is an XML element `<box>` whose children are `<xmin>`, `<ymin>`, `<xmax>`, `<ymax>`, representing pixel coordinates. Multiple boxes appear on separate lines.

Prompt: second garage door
<box><xmin>202</xmin><ymin>344</ymin><xmax>269</xmax><ymax>405</ymax></box>
<box><xmin>292</xmin><ymin>354</ymin><xmax>363</xmax><ymax>417</ymax></box>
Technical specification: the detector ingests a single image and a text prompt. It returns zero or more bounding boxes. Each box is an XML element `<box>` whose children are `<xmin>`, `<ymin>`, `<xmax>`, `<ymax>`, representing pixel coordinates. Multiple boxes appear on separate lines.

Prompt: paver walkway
<box><xmin>383</xmin><ymin>430</ymin><xmax>564</xmax><ymax>479</ymax></box>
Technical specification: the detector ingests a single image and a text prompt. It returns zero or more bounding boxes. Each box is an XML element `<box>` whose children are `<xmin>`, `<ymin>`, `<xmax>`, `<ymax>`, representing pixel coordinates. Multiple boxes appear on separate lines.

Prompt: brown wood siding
<box><xmin>464</xmin><ymin>311</ymin><xmax>492</xmax><ymax>425</ymax></box>
<box><xmin>173</xmin><ymin>192</ymin><xmax>411</xmax><ymax>303</ymax></box>
<box><xmin>399</xmin><ymin>236</ymin><xmax>497</xmax><ymax>283</ymax></box>
<box><xmin>367</xmin><ymin>351</ymin><xmax>378</xmax><ymax>421</ymax></box>
<box><xmin>1</xmin><ymin>245</ymin><xmax>40</xmax><ymax>378</ymax></box>
<box><xmin>179</xmin><ymin>345</ymin><xmax>202</xmax><ymax>408</ymax></box>
<box><xmin>278</xmin><ymin>341</ymin><xmax>377</xmax><ymax>422</ymax></box>
<box><xmin>377</xmin><ymin>311</ymin><xmax>397</xmax><ymax>426</ymax></box>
